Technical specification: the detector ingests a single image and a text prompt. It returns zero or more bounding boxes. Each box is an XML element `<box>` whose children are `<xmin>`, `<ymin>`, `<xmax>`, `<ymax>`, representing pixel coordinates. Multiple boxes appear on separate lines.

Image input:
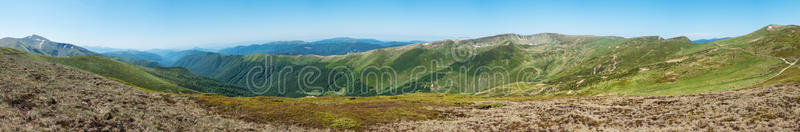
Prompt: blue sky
<box><xmin>1</xmin><ymin>0</ymin><xmax>798</xmax><ymax>50</ymax></box>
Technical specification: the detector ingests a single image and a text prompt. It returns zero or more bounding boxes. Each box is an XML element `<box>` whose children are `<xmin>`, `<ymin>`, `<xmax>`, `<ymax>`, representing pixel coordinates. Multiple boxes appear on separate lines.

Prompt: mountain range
<box><xmin>691</xmin><ymin>37</ymin><xmax>731</xmax><ymax>43</ymax></box>
<box><xmin>217</xmin><ymin>37</ymin><xmax>423</xmax><ymax>55</ymax></box>
<box><xmin>85</xmin><ymin>37</ymin><xmax>422</xmax><ymax>67</ymax></box>
<box><xmin>171</xmin><ymin>25</ymin><xmax>800</xmax><ymax>97</ymax></box>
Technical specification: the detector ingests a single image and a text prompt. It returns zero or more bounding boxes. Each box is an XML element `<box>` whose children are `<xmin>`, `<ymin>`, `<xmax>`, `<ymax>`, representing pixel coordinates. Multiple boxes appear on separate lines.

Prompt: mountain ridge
<box><xmin>0</xmin><ymin>35</ymin><xmax>98</xmax><ymax>57</ymax></box>
<box><xmin>173</xmin><ymin>24</ymin><xmax>800</xmax><ymax>97</ymax></box>
<box><xmin>218</xmin><ymin>37</ymin><xmax>423</xmax><ymax>56</ymax></box>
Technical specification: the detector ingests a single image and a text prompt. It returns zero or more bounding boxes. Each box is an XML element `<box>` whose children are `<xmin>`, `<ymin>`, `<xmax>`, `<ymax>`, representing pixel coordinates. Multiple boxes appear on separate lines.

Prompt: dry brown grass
<box><xmin>190</xmin><ymin>94</ymin><xmax>467</xmax><ymax>130</ymax></box>
<box><xmin>372</xmin><ymin>84</ymin><xmax>800</xmax><ymax>131</ymax></box>
<box><xmin>0</xmin><ymin>55</ymin><xmax>319</xmax><ymax>131</ymax></box>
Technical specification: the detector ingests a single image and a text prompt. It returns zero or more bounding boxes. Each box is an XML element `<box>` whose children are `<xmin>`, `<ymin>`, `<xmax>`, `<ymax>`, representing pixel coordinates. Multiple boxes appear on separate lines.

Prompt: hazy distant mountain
<box><xmin>145</xmin><ymin>49</ymin><xmax>207</xmax><ymax>66</ymax></box>
<box><xmin>312</xmin><ymin>37</ymin><xmax>424</xmax><ymax>46</ymax></box>
<box><xmin>185</xmin><ymin>47</ymin><xmax>219</xmax><ymax>52</ymax></box>
<box><xmin>218</xmin><ymin>37</ymin><xmax>423</xmax><ymax>55</ymax></box>
<box><xmin>691</xmin><ymin>37</ymin><xmax>731</xmax><ymax>43</ymax></box>
<box><xmin>0</xmin><ymin>35</ymin><xmax>99</xmax><ymax>57</ymax></box>
<box><xmin>102</xmin><ymin>50</ymin><xmax>163</xmax><ymax>62</ymax></box>
<box><xmin>84</xmin><ymin>46</ymin><xmax>127</xmax><ymax>53</ymax></box>
<box><xmin>95</xmin><ymin>48</ymin><xmax>208</xmax><ymax>66</ymax></box>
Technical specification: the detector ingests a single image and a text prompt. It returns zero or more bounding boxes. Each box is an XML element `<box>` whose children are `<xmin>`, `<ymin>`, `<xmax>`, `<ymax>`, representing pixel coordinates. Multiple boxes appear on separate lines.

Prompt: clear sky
<box><xmin>1</xmin><ymin>0</ymin><xmax>798</xmax><ymax>50</ymax></box>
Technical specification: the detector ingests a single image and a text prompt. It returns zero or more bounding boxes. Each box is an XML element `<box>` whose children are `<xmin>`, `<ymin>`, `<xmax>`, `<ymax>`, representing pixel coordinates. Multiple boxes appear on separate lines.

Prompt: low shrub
<box><xmin>475</xmin><ymin>102</ymin><xmax>507</xmax><ymax>109</ymax></box>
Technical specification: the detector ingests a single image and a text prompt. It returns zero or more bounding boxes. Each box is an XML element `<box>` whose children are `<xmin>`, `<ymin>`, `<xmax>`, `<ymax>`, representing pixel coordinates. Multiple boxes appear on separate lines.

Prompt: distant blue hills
<box><xmin>691</xmin><ymin>37</ymin><xmax>731</xmax><ymax>43</ymax></box>
<box><xmin>217</xmin><ymin>37</ymin><xmax>424</xmax><ymax>55</ymax></box>
<box><xmin>92</xmin><ymin>37</ymin><xmax>424</xmax><ymax>66</ymax></box>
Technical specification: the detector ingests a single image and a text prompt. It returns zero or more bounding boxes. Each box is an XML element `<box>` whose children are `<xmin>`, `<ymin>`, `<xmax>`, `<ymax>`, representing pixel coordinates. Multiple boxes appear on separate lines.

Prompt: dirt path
<box><xmin>714</xmin><ymin>44</ymin><xmax>799</xmax><ymax>87</ymax></box>
<box><xmin>770</xmin><ymin>58</ymin><xmax>799</xmax><ymax>81</ymax></box>
<box><xmin>372</xmin><ymin>84</ymin><xmax>800</xmax><ymax>131</ymax></box>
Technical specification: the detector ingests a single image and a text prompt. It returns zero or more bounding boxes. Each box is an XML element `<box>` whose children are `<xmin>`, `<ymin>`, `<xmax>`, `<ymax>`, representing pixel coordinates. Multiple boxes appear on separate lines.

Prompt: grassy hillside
<box><xmin>0</xmin><ymin>52</ymin><xmax>291</xmax><ymax>131</ymax></box>
<box><xmin>5</xmin><ymin>44</ymin><xmax>799</xmax><ymax>131</ymax></box>
<box><xmin>40</xmin><ymin>55</ymin><xmax>197</xmax><ymax>93</ymax></box>
<box><xmin>144</xmin><ymin>67</ymin><xmax>255</xmax><ymax>96</ymax></box>
<box><xmin>0</xmin><ymin>47</ymin><xmax>257</xmax><ymax>96</ymax></box>
<box><xmin>175</xmin><ymin>25</ymin><xmax>800</xmax><ymax>98</ymax></box>
<box><xmin>714</xmin><ymin>24</ymin><xmax>800</xmax><ymax>58</ymax></box>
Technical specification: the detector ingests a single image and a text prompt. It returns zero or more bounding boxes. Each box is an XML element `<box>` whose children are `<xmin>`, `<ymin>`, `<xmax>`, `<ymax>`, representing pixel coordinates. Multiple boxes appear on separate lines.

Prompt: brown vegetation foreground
<box><xmin>0</xmin><ymin>55</ymin><xmax>319</xmax><ymax>131</ymax></box>
<box><xmin>372</xmin><ymin>84</ymin><xmax>800</xmax><ymax>131</ymax></box>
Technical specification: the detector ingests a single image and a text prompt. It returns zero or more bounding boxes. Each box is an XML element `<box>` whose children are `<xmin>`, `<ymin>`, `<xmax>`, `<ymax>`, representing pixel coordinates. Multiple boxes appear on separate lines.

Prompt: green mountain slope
<box><xmin>714</xmin><ymin>24</ymin><xmax>800</xmax><ymax>58</ymax></box>
<box><xmin>39</xmin><ymin>55</ymin><xmax>197</xmax><ymax>93</ymax></box>
<box><xmin>0</xmin><ymin>47</ymin><xmax>254</xmax><ymax>96</ymax></box>
<box><xmin>175</xmin><ymin>25</ymin><xmax>800</xmax><ymax>97</ymax></box>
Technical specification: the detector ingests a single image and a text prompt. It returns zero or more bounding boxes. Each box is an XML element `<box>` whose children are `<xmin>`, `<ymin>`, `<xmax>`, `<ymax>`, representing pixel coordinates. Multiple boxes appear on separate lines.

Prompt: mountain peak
<box><xmin>762</xmin><ymin>24</ymin><xmax>800</xmax><ymax>31</ymax></box>
<box><xmin>314</xmin><ymin>37</ymin><xmax>383</xmax><ymax>44</ymax></box>
<box><xmin>766</xmin><ymin>24</ymin><xmax>784</xmax><ymax>31</ymax></box>
<box><xmin>767</xmin><ymin>24</ymin><xmax>784</xmax><ymax>27</ymax></box>
<box><xmin>667</xmin><ymin>36</ymin><xmax>691</xmax><ymax>42</ymax></box>
<box><xmin>24</xmin><ymin>34</ymin><xmax>49</xmax><ymax>41</ymax></box>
